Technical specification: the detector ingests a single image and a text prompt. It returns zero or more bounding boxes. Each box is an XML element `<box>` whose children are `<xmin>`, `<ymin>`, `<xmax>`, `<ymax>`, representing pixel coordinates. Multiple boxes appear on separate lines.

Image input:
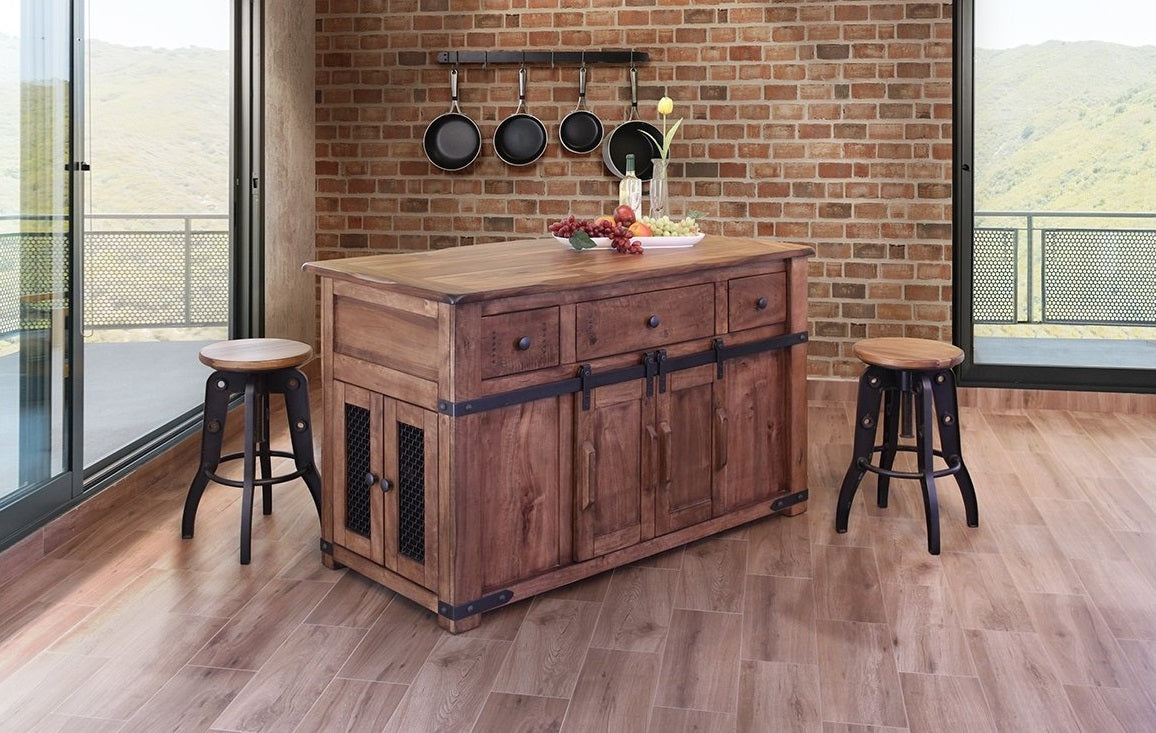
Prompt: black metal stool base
<box><xmin>834</xmin><ymin>364</ymin><xmax>978</xmax><ymax>555</ymax></box>
<box><xmin>181</xmin><ymin>367</ymin><xmax>322</xmax><ymax>564</ymax></box>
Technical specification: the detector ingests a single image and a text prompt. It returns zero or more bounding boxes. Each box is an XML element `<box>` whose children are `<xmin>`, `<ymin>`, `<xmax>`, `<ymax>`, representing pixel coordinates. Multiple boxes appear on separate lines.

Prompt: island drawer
<box><xmin>575</xmin><ymin>283</ymin><xmax>715</xmax><ymax>360</ymax></box>
<box><xmin>728</xmin><ymin>272</ymin><xmax>787</xmax><ymax>332</ymax></box>
<box><xmin>480</xmin><ymin>306</ymin><xmax>561</xmax><ymax>379</ymax></box>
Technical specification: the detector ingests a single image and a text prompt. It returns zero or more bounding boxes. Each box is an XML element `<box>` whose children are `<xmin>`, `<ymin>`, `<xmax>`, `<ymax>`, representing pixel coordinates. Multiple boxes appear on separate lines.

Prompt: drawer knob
<box><xmin>756</xmin><ymin>297</ymin><xmax>768</xmax><ymax>310</ymax></box>
<box><xmin>516</xmin><ymin>336</ymin><xmax>532</xmax><ymax>351</ymax></box>
<box><xmin>380</xmin><ymin>478</ymin><xmax>393</xmax><ymax>493</ymax></box>
<box><xmin>364</xmin><ymin>472</ymin><xmax>377</xmax><ymax>487</ymax></box>
<box><xmin>647</xmin><ymin>314</ymin><xmax>661</xmax><ymax>329</ymax></box>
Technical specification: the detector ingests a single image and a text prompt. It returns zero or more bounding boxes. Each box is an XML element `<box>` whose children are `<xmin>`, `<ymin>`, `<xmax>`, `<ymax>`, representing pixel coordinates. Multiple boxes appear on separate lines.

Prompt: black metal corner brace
<box><xmin>437</xmin><ymin>50</ymin><xmax>649</xmax><ymax>66</ymax></box>
<box><xmin>770</xmin><ymin>489</ymin><xmax>809</xmax><ymax>513</ymax></box>
<box><xmin>438</xmin><ymin>589</ymin><xmax>514</xmax><ymax>621</ymax></box>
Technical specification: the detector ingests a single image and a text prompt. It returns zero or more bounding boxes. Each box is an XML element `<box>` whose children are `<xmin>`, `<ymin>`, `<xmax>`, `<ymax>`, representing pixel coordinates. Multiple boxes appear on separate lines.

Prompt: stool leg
<box><xmin>836</xmin><ymin>367</ymin><xmax>884</xmax><ymax>534</ymax></box>
<box><xmin>278</xmin><ymin>368</ymin><xmax>323</xmax><ymax>517</ymax></box>
<box><xmin>914</xmin><ymin>373</ymin><xmax>941</xmax><ymax>555</ymax></box>
<box><xmin>182</xmin><ymin>371</ymin><xmax>233</xmax><ymax>539</ymax></box>
<box><xmin>239</xmin><ymin>377</ymin><xmax>258</xmax><ymax>565</ymax></box>
<box><xmin>931</xmin><ymin>369</ymin><xmax>979</xmax><ymax>528</ymax></box>
<box><xmin>256</xmin><ymin>379</ymin><xmax>273</xmax><ymax>516</ymax></box>
<box><xmin>876</xmin><ymin>385</ymin><xmax>901</xmax><ymax>509</ymax></box>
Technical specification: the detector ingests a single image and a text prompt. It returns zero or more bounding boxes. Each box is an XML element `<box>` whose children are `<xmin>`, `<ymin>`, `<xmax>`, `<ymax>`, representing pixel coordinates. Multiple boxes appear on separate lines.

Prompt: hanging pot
<box><xmin>494</xmin><ymin>65</ymin><xmax>548</xmax><ymax>167</ymax></box>
<box><xmin>602</xmin><ymin>65</ymin><xmax>662</xmax><ymax>180</ymax></box>
<box><xmin>423</xmin><ymin>66</ymin><xmax>482</xmax><ymax>172</ymax></box>
<box><xmin>559</xmin><ymin>64</ymin><xmax>604</xmax><ymax>154</ymax></box>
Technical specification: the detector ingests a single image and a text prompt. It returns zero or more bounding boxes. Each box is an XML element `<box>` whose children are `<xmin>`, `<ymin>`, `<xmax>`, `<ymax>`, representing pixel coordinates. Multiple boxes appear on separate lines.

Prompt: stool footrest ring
<box><xmin>205</xmin><ymin>449</ymin><xmax>311</xmax><ymax>488</ymax></box>
<box><xmin>857</xmin><ymin>445</ymin><xmax>962</xmax><ymax>481</ymax></box>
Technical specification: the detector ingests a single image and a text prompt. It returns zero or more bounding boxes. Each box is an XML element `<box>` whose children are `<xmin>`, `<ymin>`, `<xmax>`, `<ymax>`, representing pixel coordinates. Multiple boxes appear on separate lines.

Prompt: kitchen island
<box><xmin>304</xmin><ymin>235</ymin><xmax>812</xmax><ymax>632</ymax></box>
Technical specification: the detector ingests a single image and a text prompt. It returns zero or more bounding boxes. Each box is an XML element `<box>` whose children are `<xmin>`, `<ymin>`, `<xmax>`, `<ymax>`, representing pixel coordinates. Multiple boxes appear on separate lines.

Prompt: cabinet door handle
<box><xmin>659</xmin><ymin>421</ymin><xmax>673</xmax><ymax>484</ymax></box>
<box><xmin>579</xmin><ymin>441</ymin><xmax>596</xmax><ymax>510</ymax></box>
<box><xmin>364</xmin><ymin>472</ymin><xmax>378</xmax><ymax>487</ymax></box>
<box><xmin>715</xmin><ymin>407</ymin><xmax>729</xmax><ymax>469</ymax></box>
<box><xmin>646</xmin><ymin>424</ymin><xmax>659</xmax><ymax>489</ymax></box>
<box><xmin>380</xmin><ymin>477</ymin><xmax>393</xmax><ymax>492</ymax></box>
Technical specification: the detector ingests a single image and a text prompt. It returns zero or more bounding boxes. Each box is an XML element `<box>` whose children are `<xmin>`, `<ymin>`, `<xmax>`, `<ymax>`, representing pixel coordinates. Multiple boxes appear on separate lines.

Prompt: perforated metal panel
<box><xmin>397</xmin><ymin>421</ymin><xmax>426</xmax><ymax>563</ymax></box>
<box><xmin>972</xmin><ymin>228</ymin><xmax>1017</xmax><ymax>324</ymax></box>
<box><xmin>344</xmin><ymin>403</ymin><xmax>372</xmax><ymax>538</ymax></box>
<box><xmin>1042</xmin><ymin>229</ymin><xmax>1156</xmax><ymax>324</ymax></box>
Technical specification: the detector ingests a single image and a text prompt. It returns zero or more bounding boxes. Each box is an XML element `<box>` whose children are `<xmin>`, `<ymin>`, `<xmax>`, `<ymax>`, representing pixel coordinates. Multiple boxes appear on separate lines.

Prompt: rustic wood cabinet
<box><xmin>305</xmin><ymin>235</ymin><xmax>812</xmax><ymax>632</ymax></box>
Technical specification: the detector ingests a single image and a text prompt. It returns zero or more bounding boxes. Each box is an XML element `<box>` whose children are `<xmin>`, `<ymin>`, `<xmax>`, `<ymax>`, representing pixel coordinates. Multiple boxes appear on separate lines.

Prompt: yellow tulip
<box><xmin>643</xmin><ymin>96</ymin><xmax>682</xmax><ymax>161</ymax></box>
<box><xmin>657</xmin><ymin>96</ymin><xmax>674</xmax><ymax>115</ymax></box>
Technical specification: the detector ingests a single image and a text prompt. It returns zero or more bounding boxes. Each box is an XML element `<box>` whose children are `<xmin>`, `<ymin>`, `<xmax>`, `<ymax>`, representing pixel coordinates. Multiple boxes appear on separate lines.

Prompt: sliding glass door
<box><xmin>0</xmin><ymin>0</ymin><xmax>77</xmax><ymax>535</ymax></box>
<box><xmin>1</xmin><ymin>0</ymin><xmax>242</xmax><ymax>548</ymax></box>
<box><xmin>82</xmin><ymin>0</ymin><xmax>230</xmax><ymax>472</ymax></box>
<box><xmin>955</xmin><ymin>0</ymin><xmax>1156</xmax><ymax>391</ymax></box>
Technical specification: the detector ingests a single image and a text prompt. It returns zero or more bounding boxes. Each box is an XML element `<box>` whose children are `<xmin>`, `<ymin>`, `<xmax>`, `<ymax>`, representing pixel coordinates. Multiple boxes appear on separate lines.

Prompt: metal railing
<box><xmin>0</xmin><ymin>214</ymin><xmax>229</xmax><ymax>336</ymax></box>
<box><xmin>973</xmin><ymin>211</ymin><xmax>1156</xmax><ymax>326</ymax></box>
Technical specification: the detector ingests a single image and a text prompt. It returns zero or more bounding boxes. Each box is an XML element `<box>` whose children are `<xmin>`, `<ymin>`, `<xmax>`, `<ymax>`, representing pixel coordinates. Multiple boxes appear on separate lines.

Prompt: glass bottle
<box><xmin>619</xmin><ymin>153</ymin><xmax>642</xmax><ymax>215</ymax></box>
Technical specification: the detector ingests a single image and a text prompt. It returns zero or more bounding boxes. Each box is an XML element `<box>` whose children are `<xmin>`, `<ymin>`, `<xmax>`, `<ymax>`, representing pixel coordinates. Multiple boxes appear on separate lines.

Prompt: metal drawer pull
<box><xmin>516</xmin><ymin>336</ymin><xmax>532</xmax><ymax>350</ymax></box>
<box><xmin>647</xmin><ymin>314</ymin><xmax>660</xmax><ymax>328</ymax></box>
<box><xmin>756</xmin><ymin>297</ymin><xmax>768</xmax><ymax>310</ymax></box>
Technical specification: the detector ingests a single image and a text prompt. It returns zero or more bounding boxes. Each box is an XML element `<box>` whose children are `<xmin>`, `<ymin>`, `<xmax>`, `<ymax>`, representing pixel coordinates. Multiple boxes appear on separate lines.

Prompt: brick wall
<box><xmin>314</xmin><ymin>0</ymin><xmax>955</xmax><ymax>379</ymax></box>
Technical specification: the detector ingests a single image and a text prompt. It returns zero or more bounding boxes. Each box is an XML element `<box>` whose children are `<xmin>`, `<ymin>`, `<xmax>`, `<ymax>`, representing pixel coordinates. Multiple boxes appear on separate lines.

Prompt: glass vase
<box><xmin>648</xmin><ymin>158</ymin><xmax>669</xmax><ymax>220</ymax></box>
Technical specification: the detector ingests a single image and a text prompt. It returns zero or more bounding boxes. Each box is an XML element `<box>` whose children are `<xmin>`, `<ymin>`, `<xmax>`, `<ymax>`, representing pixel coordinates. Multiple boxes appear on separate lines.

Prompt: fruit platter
<box><xmin>548</xmin><ymin>205</ymin><xmax>704</xmax><ymax>254</ymax></box>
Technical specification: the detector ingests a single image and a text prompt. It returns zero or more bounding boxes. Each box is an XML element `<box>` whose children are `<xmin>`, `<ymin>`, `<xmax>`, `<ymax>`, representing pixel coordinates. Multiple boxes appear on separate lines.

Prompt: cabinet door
<box><xmin>332</xmin><ymin>381</ymin><xmax>438</xmax><ymax>590</ymax></box>
<box><xmin>655</xmin><ymin>363</ymin><xmax>716</xmax><ymax>535</ymax></box>
<box><xmin>574</xmin><ymin>379</ymin><xmax>654</xmax><ymax>560</ymax></box>
<box><xmin>714</xmin><ymin>350</ymin><xmax>789</xmax><ymax>514</ymax></box>
<box><xmin>382</xmin><ymin>399</ymin><xmax>439</xmax><ymax>590</ymax></box>
<box><xmin>331</xmin><ymin>381</ymin><xmax>385</xmax><ymax>566</ymax></box>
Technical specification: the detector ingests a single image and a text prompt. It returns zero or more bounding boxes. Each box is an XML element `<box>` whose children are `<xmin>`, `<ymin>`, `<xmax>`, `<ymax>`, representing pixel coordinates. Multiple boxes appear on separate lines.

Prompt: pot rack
<box><xmin>436</xmin><ymin>50</ymin><xmax>649</xmax><ymax>66</ymax></box>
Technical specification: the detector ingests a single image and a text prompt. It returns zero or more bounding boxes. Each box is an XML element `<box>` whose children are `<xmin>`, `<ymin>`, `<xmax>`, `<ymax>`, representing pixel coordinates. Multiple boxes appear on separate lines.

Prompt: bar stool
<box><xmin>834</xmin><ymin>337</ymin><xmax>978</xmax><ymax>554</ymax></box>
<box><xmin>181</xmin><ymin>338</ymin><xmax>322</xmax><ymax>564</ymax></box>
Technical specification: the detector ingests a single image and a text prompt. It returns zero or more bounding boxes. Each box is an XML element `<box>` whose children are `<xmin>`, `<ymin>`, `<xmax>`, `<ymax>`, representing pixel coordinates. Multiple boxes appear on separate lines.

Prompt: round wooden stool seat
<box><xmin>198</xmin><ymin>338</ymin><xmax>313</xmax><ymax>372</ymax></box>
<box><xmin>852</xmin><ymin>337</ymin><xmax>964</xmax><ymax>371</ymax></box>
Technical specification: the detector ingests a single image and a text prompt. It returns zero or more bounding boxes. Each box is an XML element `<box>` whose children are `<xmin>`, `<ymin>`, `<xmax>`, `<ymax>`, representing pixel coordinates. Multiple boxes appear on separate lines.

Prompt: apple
<box><xmin>614</xmin><ymin>204</ymin><xmax>635</xmax><ymax>225</ymax></box>
<box><xmin>627</xmin><ymin>221</ymin><xmax>652</xmax><ymax>237</ymax></box>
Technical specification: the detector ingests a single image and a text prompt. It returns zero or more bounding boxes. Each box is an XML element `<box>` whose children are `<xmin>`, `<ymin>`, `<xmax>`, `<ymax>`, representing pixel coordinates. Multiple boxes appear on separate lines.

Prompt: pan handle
<box><xmin>578</xmin><ymin>65</ymin><xmax>588</xmax><ymax>109</ymax></box>
<box><xmin>627</xmin><ymin>65</ymin><xmax>641</xmax><ymax>121</ymax></box>
<box><xmin>450</xmin><ymin>67</ymin><xmax>462</xmax><ymax>113</ymax></box>
<box><xmin>515</xmin><ymin>65</ymin><xmax>529</xmax><ymax>114</ymax></box>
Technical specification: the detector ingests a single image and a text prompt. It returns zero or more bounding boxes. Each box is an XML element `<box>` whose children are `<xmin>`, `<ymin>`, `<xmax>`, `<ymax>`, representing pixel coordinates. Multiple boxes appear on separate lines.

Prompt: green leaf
<box><xmin>569</xmin><ymin>230</ymin><xmax>598</xmax><ymax>250</ymax></box>
<box><xmin>686</xmin><ymin>209</ymin><xmax>709</xmax><ymax>220</ymax></box>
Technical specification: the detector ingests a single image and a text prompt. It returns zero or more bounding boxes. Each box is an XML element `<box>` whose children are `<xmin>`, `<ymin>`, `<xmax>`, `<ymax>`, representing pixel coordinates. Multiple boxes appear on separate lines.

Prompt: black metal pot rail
<box><xmin>436</xmin><ymin>331</ymin><xmax>809</xmax><ymax>417</ymax></box>
<box><xmin>436</xmin><ymin>50</ymin><xmax>650</xmax><ymax>66</ymax></box>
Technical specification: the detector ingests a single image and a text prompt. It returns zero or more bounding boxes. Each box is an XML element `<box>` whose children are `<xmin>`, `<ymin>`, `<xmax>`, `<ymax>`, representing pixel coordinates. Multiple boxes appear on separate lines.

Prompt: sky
<box><xmin>976</xmin><ymin>0</ymin><xmax>1156</xmax><ymax>48</ymax></box>
<box><xmin>0</xmin><ymin>0</ymin><xmax>228</xmax><ymax>50</ymax></box>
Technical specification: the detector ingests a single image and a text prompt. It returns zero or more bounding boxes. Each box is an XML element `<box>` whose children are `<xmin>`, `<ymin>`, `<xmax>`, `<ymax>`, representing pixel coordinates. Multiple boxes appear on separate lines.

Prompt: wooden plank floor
<box><xmin>2</xmin><ymin>396</ymin><xmax>1156</xmax><ymax>732</ymax></box>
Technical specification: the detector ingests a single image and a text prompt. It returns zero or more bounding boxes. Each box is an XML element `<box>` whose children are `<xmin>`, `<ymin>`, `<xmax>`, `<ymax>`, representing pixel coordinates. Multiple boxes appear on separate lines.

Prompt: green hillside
<box><xmin>0</xmin><ymin>36</ymin><xmax>229</xmax><ymax>216</ymax></box>
<box><xmin>974</xmin><ymin>41</ymin><xmax>1156</xmax><ymax>213</ymax></box>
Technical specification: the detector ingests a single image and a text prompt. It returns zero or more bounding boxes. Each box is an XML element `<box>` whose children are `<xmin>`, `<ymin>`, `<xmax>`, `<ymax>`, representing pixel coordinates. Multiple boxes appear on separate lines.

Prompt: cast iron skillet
<box><xmin>423</xmin><ymin>67</ymin><xmax>482</xmax><ymax>171</ymax></box>
<box><xmin>494</xmin><ymin>66</ymin><xmax>548</xmax><ymax>166</ymax></box>
<box><xmin>559</xmin><ymin>64</ymin><xmax>604</xmax><ymax>154</ymax></box>
<box><xmin>602</xmin><ymin>65</ymin><xmax>662</xmax><ymax>180</ymax></box>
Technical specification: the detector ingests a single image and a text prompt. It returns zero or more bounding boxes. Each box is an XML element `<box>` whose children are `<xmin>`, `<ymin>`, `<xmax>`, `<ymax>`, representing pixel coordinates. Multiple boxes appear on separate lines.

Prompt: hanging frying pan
<box><xmin>423</xmin><ymin>66</ymin><xmax>481</xmax><ymax>171</ymax></box>
<box><xmin>602</xmin><ymin>65</ymin><xmax>662</xmax><ymax>180</ymax></box>
<box><xmin>559</xmin><ymin>64</ymin><xmax>604</xmax><ymax>154</ymax></box>
<box><xmin>494</xmin><ymin>65</ymin><xmax>548</xmax><ymax>166</ymax></box>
